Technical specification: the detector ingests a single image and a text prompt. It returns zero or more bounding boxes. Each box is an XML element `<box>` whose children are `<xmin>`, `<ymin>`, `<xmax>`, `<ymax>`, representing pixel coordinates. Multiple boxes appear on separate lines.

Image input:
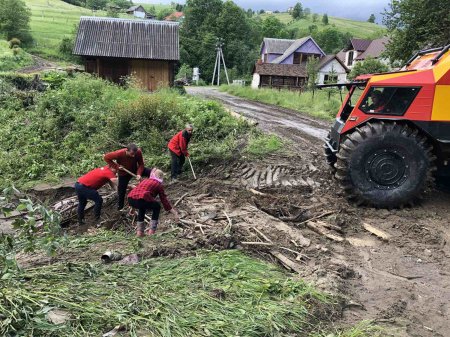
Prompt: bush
<box><xmin>0</xmin><ymin>74</ymin><xmax>249</xmax><ymax>187</ymax></box>
<box><xmin>8</xmin><ymin>38</ymin><xmax>21</xmax><ymax>49</ymax></box>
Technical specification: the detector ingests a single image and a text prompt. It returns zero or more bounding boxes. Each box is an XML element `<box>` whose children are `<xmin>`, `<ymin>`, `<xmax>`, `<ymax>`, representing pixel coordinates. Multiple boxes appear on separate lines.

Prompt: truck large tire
<box><xmin>335</xmin><ymin>122</ymin><xmax>435</xmax><ymax>208</ymax></box>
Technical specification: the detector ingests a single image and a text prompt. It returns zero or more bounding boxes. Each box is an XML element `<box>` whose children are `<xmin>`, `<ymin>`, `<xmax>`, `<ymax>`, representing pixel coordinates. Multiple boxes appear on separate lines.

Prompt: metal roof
<box><xmin>272</xmin><ymin>36</ymin><xmax>325</xmax><ymax>64</ymax></box>
<box><xmin>355</xmin><ymin>37</ymin><xmax>389</xmax><ymax>60</ymax></box>
<box><xmin>73</xmin><ymin>17</ymin><xmax>180</xmax><ymax>61</ymax></box>
<box><xmin>318</xmin><ymin>54</ymin><xmax>349</xmax><ymax>72</ymax></box>
<box><xmin>262</xmin><ymin>38</ymin><xmax>295</xmax><ymax>54</ymax></box>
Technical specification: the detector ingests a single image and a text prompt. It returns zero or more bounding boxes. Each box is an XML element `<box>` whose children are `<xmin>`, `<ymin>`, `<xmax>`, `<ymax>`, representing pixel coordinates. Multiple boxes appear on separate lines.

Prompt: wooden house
<box><xmin>73</xmin><ymin>17</ymin><xmax>179</xmax><ymax>91</ymax></box>
<box><xmin>251</xmin><ymin>36</ymin><xmax>348</xmax><ymax>89</ymax></box>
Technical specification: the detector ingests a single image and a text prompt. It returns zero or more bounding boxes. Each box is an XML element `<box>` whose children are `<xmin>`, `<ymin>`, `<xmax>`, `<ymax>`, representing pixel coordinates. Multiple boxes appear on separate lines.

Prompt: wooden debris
<box><xmin>362</xmin><ymin>223</ymin><xmax>391</xmax><ymax>241</ymax></box>
<box><xmin>252</xmin><ymin>227</ymin><xmax>272</xmax><ymax>243</ymax></box>
<box><xmin>280</xmin><ymin>246</ymin><xmax>310</xmax><ymax>260</ymax></box>
<box><xmin>296</xmin><ymin>211</ymin><xmax>336</xmax><ymax>227</ymax></box>
<box><xmin>174</xmin><ymin>193</ymin><xmax>189</xmax><ymax>207</ymax></box>
<box><xmin>248</xmin><ymin>188</ymin><xmax>267</xmax><ymax>196</ymax></box>
<box><xmin>306</xmin><ymin>221</ymin><xmax>344</xmax><ymax>242</ymax></box>
<box><xmin>241</xmin><ymin>241</ymin><xmax>273</xmax><ymax>246</ymax></box>
<box><xmin>270</xmin><ymin>251</ymin><xmax>303</xmax><ymax>273</ymax></box>
<box><xmin>223</xmin><ymin>211</ymin><xmax>232</xmax><ymax>233</ymax></box>
<box><xmin>317</xmin><ymin>220</ymin><xmax>343</xmax><ymax>233</ymax></box>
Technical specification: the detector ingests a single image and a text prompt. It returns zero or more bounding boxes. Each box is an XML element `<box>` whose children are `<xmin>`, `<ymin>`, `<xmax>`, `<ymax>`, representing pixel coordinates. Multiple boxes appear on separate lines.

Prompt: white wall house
<box><xmin>317</xmin><ymin>56</ymin><xmax>348</xmax><ymax>85</ymax></box>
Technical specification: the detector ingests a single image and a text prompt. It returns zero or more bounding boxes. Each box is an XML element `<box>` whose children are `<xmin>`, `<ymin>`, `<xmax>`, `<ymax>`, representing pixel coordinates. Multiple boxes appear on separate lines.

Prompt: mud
<box><xmin>5</xmin><ymin>88</ymin><xmax>450</xmax><ymax>336</ymax></box>
<box><xmin>185</xmin><ymin>87</ymin><xmax>450</xmax><ymax>337</ymax></box>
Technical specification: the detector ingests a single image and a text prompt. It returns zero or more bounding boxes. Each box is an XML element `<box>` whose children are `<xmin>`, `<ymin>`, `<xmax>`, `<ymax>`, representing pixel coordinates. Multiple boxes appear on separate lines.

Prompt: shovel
<box><xmin>187</xmin><ymin>157</ymin><xmax>197</xmax><ymax>180</ymax></box>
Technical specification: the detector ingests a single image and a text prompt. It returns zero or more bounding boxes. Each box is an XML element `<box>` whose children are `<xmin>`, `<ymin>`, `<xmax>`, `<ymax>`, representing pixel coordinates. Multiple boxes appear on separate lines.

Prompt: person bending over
<box><xmin>127</xmin><ymin>169</ymin><xmax>179</xmax><ymax>237</ymax></box>
<box><xmin>75</xmin><ymin>165</ymin><xmax>118</xmax><ymax>226</ymax></box>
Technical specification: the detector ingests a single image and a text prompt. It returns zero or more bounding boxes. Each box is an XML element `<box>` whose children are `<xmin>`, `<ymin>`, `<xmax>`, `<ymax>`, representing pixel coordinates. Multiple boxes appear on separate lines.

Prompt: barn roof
<box><xmin>262</xmin><ymin>38</ymin><xmax>296</xmax><ymax>54</ymax></box>
<box><xmin>73</xmin><ymin>17</ymin><xmax>179</xmax><ymax>61</ymax></box>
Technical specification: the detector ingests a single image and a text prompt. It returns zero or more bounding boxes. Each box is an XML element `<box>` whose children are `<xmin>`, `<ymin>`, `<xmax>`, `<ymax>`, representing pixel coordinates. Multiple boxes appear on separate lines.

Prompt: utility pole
<box><xmin>211</xmin><ymin>38</ymin><xmax>230</xmax><ymax>86</ymax></box>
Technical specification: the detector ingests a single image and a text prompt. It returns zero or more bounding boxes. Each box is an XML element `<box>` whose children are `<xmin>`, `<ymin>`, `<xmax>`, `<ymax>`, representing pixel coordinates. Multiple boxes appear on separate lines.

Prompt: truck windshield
<box><xmin>340</xmin><ymin>85</ymin><xmax>366</xmax><ymax>120</ymax></box>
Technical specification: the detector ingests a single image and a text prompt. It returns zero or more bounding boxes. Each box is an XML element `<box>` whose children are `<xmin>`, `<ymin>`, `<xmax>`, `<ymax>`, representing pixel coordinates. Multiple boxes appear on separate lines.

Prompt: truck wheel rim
<box><xmin>365</xmin><ymin>150</ymin><xmax>408</xmax><ymax>189</ymax></box>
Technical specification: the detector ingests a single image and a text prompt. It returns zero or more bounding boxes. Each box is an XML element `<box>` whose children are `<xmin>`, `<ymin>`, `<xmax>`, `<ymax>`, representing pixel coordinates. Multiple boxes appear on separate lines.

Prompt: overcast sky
<box><xmin>138</xmin><ymin>0</ymin><xmax>391</xmax><ymax>21</ymax></box>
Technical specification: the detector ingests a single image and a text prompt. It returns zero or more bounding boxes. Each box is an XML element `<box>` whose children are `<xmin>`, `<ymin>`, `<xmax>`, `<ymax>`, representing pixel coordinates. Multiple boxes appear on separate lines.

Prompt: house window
<box><xmin>293</xmin><ymin>53</ymin><xmax>301</xmax><ymax>64</ymax></box>
<box><xmin>324</xmin><ymin>74</ymin><xmax>338</xmax><ymax>83</ymax></box>
<box><xmin>347</xmin><ymin>51</ymin><xmax>355</xmax><ymax>66</ymax></box>
<box><xmin>359</xmin><ymin>86</ymin><xmax>421</xmax><ymax>115</ymax></box>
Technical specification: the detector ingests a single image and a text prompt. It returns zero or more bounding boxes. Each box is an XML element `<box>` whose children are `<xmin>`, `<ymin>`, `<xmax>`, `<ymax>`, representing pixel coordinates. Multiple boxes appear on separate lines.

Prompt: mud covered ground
<box><xmin>2</xmin><ymin>87</ymin><xmax>449</xmax><ymax>336</ymax></box>
<box><xmin>184</xmin><ymin>87</ymin><xmax>450</xmax><ymax>337</ymax></box>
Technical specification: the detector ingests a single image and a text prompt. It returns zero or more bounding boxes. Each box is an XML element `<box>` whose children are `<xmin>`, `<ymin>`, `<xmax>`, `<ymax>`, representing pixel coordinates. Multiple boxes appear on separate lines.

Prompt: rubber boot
<box><xmin>136</xmin><ymin>221</ymin><xmax>145</xmax><ymax>237</ymax></box>
<box><xmin>146</xmin><ymin>220</ymin><xmax>158</xmax><ymax>235</ymax></box>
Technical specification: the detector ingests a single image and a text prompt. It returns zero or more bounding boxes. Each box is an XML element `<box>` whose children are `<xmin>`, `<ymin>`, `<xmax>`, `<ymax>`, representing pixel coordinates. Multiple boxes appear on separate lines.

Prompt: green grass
<box><xmin>220</xmin><ymin>85</ymin><xmax>341</xmax><ymax>120</ymax></box>
<box><xmin>245</xmin><ymin>132</ymin><xmax>284</xmax><ymax>158</ymax></box>
<box><xmin>0</xmin><ymin>40</ymin><xmax>34</xmax><ymax>71</ymax></box>
<box><xmin>260</xmin><ymin>12</ymin><xmax>385</xmax><ymax>39</ymax></box>
<box><xmin>26</xmin><ymin>0</ymin><xmax>154</xmax><ymax>59</ymax></box>
<box><xmin>1</xmin><ymin>248</ymin><xmax>331</xmax><ymax>336</ymax></box>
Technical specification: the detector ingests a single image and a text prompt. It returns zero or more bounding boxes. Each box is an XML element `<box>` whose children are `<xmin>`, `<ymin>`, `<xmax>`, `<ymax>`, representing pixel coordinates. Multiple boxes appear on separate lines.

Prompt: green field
<box><xmin>0</xmin><ymin>40</ymin><xmax>34</xmax><ymax>71</ymax></box>
<box><xmin>26</xmin><ymin>0</ymin><xmax>174</xmax><ymax>59</ymax></box>
<box><xmin>260</xmin><ymin>12</ymin><xmax>385</xmax><ymax>39</ymax></box>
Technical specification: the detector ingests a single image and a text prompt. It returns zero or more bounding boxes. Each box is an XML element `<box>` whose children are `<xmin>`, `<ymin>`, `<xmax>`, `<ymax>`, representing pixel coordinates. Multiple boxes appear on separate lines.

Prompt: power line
<box><xmin>211</xmin><ymin>38</ymin><xmax>230</xmax><ymax>86</ymax></box>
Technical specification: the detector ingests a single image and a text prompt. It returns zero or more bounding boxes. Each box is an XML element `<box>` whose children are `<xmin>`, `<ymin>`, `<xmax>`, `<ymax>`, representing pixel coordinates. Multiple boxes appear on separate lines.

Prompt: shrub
<box><xmin>8</xmin><ymin>38</ymin><xmax>21</xmax><ymax>49</ymax></box>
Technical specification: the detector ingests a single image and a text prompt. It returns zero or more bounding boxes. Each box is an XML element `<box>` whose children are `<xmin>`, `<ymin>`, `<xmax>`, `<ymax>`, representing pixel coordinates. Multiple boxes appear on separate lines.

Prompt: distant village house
<box><xmin>126</xmin><ymin>5</ymin><xmax>147</xmax><ymax>18</ymax></box>
<box><xmin>252</xmin><ymin>37</ymin><xmax>348</xmax><ymax>90</ymax></box>
<box><xmin>337</xmin><ymin>37</ymin><xmax>389</xmax><ymax>69</ymax></box>
<box><xmin>73</xmin><ymin>17</ymin><xmax>180</xmax><ymax>91</ymax></box>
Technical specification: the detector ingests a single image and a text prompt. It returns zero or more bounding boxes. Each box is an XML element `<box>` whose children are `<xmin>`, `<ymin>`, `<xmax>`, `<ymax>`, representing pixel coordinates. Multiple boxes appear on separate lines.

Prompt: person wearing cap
<box><xmin>75</xmin><ymin>166</ymin><xmax>118</xmax><ymax>226</ymax></box>
<box><xmin>168</xmin><ymin>124</ymin><xmax>193</xmax><ymax>180</ymax></box>
<box><xmin>127</xmin><ymin>169</ymin><xmax>179</xmax><ymax>237</ymax></box>
<box><xmin>104</xmin><ymin>143</ymin><xmax>149</xmax><ymax>210</ymax></box>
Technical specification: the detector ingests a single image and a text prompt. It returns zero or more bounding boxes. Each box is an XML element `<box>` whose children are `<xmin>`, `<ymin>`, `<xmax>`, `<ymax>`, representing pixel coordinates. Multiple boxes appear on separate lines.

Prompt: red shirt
<box><xmin>168</xmin><ymin>130</ymin><xmax>190</xmax><ymax>156</ymax></box>
<box><xmin>128</xmin><ymin>178</ymin><xmax>172</xmax><ymax>211</ymax></box>
<box><xmin>104</xmin><ymin>148</ymin><xmax>145</xmax><ymax>177</ymax></box>
<box><xmin>78</xmin><ymin>166</ymin><xmax>116</xmax><ymax>190</ymax></box>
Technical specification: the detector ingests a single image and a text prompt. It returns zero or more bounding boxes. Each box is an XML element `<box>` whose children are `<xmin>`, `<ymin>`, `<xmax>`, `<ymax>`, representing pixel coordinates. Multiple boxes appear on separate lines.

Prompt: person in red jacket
<box><xmin>128</xmin><ymin>169</ymin><xmax>179</xmax><ymax>237</ymax></box>
<box><xmin>104</xmin><ymin>143</ymin><xmax>150</xmax><ymax>210</ymax></box>
<box><xmin>75</xmin><ymin>166</ymin><xmax>118</xmax><ymax>226</ymax></box>
<box><xmin>168</xmin><ymin>124</ymin><xmax>193</xmax><ymax>180</ymax></box>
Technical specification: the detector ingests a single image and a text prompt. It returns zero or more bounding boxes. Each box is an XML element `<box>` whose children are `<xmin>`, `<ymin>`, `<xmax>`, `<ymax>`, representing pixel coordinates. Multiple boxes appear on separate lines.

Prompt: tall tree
<box><xmin>291</xmin><ymin>2</ymin><xmax>304</xmax><ymax>20</ymax></box>
<box><xmin>383</xmin><ymin>0</ymin><xmax>450</xmax><ymax>63</ymax></box>
<box><xmin>322</xmin><ymin>13</ymin><xmax>329</xmax><ymax>25</ymax></box>
<box><xmin>367</xmin><ymin>14</ymin><xmax>376</xmax><ymax>23</ymax></box>
<box><xmin>261</xmin><ymin>16</ymin><xmax>288</xmax><ymax>39</ymax></box>
<box><xmin>0</xmin><ymin>0</ymin><xmax>32</xmax><ymax>43</ymax></box>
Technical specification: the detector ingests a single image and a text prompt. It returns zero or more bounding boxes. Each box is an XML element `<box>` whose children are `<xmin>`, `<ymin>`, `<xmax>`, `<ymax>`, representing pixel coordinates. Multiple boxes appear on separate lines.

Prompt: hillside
<box><xmin>260</xmin><ymin>12</ymin><xmax>385</xmax><ymax>39</ymax></box>
<box><xmin>0</xmin><ymin>40</ymin><xmax>34</xmax><ymax>72</ymax></box>
<box><xmin>26</xmin><ymin>0</ymin><xmax>174</xmax><ymax>59</ymax></box>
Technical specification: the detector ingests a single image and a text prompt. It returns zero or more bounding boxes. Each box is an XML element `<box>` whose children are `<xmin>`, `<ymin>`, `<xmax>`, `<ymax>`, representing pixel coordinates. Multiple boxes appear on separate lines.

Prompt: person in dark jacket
<box><xmin>104</xmin><ymin>143</ymin><xmax>151</xmax><ymax>210</ymax></box>
<box><xmin>128</xmin><ymin>169</ymin><xmax>179</xmax><ymax>237</ymax></box>
<box><xmin>168</xmin><ymin>124</ymin><xmax>193</xmax><ymax>180</ymax></box>
<box><xmin>75</xmin><ymin>166</ymin><xmax>118</xmax><ymax>226</ymax></box>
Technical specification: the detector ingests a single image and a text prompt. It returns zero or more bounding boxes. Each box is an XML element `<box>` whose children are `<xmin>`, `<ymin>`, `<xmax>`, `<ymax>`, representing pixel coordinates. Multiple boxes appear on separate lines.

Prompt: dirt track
<box><xmin>187</xmin><ymin>86</ymin><xmax>450</xmax><ymax>337</ymax></box>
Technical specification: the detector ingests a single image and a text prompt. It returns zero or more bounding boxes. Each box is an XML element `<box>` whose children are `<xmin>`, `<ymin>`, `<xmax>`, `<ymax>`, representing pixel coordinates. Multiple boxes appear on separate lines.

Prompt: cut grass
<box><xmin>220</xmin><ymin>85</ymin><xmax>341</xmax><ymax>120</ymax></box>
<box><xmin>260</xmin><ymin>12</ymin><xmax>385</xmax><ymax>39</ymax></box>
<box><xmin>2</xmin><ymin>249</ymin><xmax>331</xmax><ymax>336</ymax></box>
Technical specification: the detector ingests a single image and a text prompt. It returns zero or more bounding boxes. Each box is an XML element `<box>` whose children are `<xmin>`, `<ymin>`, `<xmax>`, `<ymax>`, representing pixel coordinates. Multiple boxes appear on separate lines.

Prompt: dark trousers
<box><xmin>117</xmin><ymin>167</ymin><xmax>152</xmax><ymax>210</ymax></box>
<box><xmin>128</xmin><ymin>198</ymin><xmax>161</xmax><ymax>222</ymax></box>
<box><xmin>170</xmin><ymin>150</ymin><xmax>185</xmax><ymax>179</ymax></box>
<box><xmin>75</xmin><ymin>182</ymin><xmax>103</xmax><ymax>223</ymax></box>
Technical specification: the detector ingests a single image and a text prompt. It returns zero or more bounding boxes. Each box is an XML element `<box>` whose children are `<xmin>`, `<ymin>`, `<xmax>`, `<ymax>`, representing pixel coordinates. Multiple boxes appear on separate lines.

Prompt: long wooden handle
<box><xmin>187</xmin><ymin>157</ymin><xmax>197</xmax><ymax>180</ymax></box>
<box><xmin>112</xmin><ymin>160</ymin><xmax>137</xmax><ymax>178</ymax></box>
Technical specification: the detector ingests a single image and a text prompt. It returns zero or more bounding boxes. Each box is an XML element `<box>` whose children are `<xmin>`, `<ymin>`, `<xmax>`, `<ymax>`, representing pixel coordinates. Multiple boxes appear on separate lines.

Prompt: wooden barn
<box><xmin>73</xmin><ymin>17</ymin><xmax>179</xmax><ymax>91</ymax></box>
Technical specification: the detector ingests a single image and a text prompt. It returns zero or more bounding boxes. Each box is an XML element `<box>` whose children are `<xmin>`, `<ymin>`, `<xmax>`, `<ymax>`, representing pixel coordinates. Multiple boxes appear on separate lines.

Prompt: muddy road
<box><xmin>187</xmin><ymin>87</ymin><xmax>328</xmax><ymax>142</ymax></box>
<box><xmin>188</xmin><ymin>86</ymin><xmax>450</xmax><ymax>337</ymax></box>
